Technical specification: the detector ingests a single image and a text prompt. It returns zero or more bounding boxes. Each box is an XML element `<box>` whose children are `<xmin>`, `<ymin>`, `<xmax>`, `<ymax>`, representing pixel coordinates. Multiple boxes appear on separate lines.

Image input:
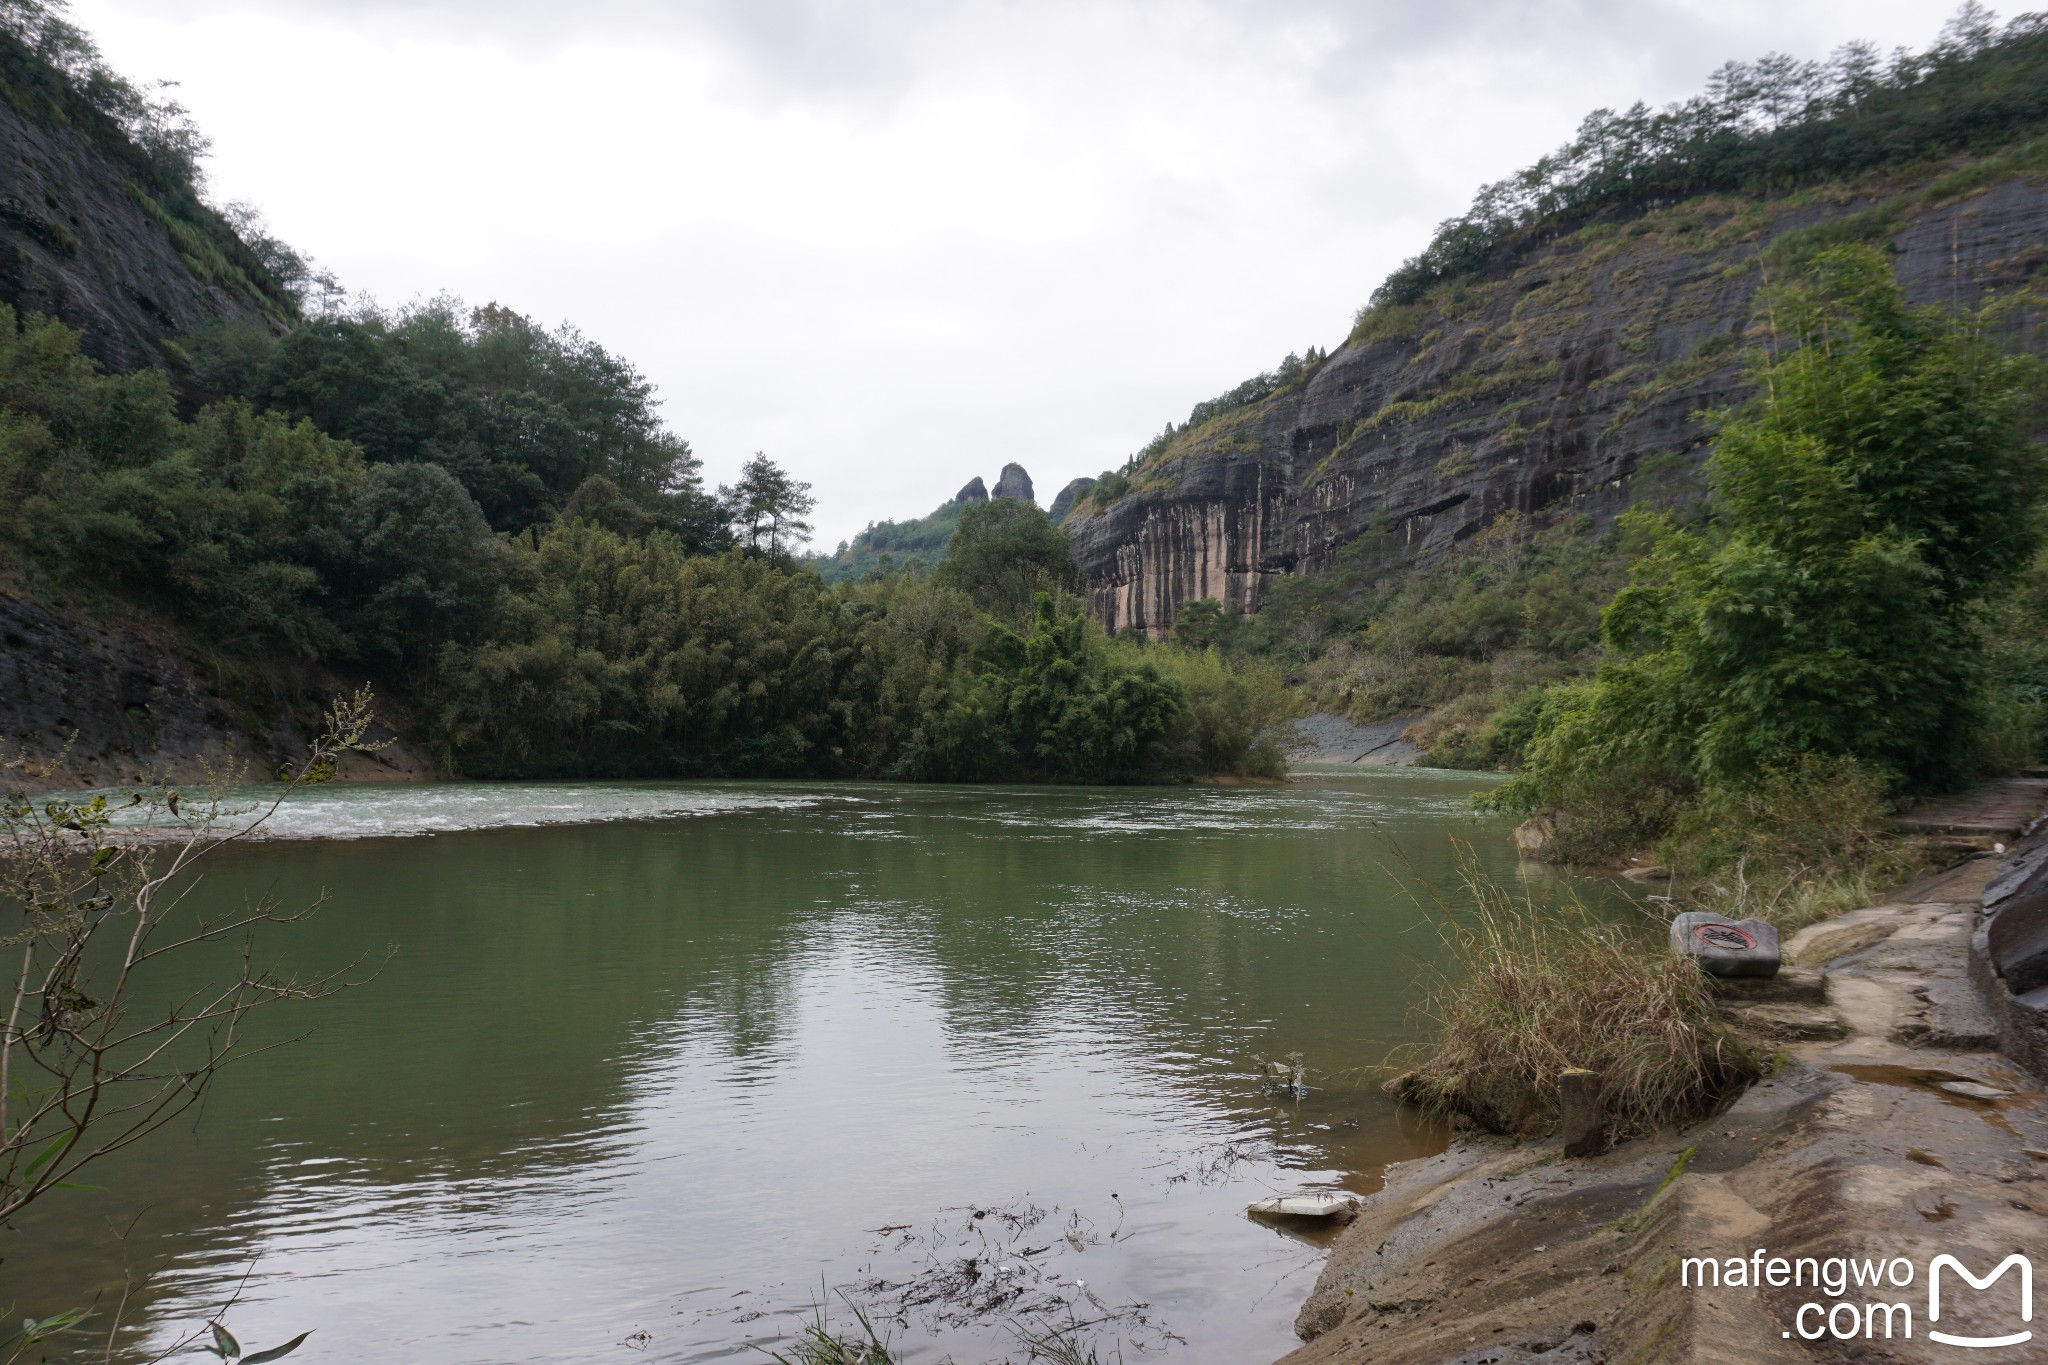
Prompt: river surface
<box><xmin>12</xmin><ymin>772</ymin><xmax>1626</xmax><ymax>1363</ymax></box>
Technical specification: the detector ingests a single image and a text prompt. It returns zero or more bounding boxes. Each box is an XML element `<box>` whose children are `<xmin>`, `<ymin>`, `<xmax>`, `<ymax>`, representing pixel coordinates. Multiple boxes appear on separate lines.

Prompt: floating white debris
<box><xmin>1247</xmin><ymin>1193</ymin><xmax>1359</xmax><ymax>1219</ymax></box>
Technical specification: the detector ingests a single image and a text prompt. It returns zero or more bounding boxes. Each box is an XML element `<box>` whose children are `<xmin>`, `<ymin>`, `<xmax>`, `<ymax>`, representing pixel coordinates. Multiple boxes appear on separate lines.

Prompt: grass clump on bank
<box><xmin>1657</xmin><ymin>754</ymin><xmax>1935</xmax><ymax>931</ymax></box>
<box><xmin>1394</xmin><ymin>873</ymin><xmax>1766</xmax><ymax>1137</ymax></box>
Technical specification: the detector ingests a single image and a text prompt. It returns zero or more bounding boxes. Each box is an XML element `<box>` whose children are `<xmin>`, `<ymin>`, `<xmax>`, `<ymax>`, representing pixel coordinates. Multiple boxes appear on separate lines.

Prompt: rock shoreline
<box><xmin>1279</xmin><ymin>853</ymin><xmax>2048</xmax><ymax>1364</ymax></box>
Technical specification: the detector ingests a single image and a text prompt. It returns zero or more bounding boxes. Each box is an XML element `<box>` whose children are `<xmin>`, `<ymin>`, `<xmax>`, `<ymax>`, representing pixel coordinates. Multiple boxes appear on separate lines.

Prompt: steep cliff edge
<box><xmin>0</xmin><ymin>32</ymin><xmax>291</xmax><ymax>372</ymax></box>
<box><xmin>1067</xmin><ymin>159</ymin><xmax>2048</xmax><ymax>637</ymax></box>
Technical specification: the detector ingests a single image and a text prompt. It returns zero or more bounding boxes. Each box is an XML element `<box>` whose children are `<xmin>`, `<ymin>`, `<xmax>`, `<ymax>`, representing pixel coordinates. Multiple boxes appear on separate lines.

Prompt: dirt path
<box><xmin>1279</xmin><ymin>854</ymin><xmax>2048</xmax><ymax>1363</ymax></box>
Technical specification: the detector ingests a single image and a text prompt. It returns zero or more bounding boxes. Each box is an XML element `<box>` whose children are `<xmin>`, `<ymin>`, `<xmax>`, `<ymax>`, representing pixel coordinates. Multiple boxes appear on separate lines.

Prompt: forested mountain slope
<box><xmin>1067</xmin><ymin>14</ymin><xmax>2048</xmax><ymax>636</ymax></box>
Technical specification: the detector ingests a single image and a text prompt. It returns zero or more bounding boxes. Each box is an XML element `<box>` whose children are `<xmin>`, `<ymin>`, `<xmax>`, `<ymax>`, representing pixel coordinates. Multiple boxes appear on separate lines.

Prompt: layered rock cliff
<box><xmin>0</xmin><ymin>36</ymin><xmax>289</xmax><ymax>372</ymax></box>
<box><xmin>1067</xmin><ymin>165</ymin><xmax>2048</xmax><ymax>636</ymax></box>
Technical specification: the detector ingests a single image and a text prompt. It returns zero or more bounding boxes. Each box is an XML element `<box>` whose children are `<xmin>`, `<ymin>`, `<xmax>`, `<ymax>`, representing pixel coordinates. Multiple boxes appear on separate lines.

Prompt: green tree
<box><xmin>247</xmin><ymin>301</ymin><xmax>709</xmax><ymax>535</ymax></box>
<box><xmin>334</xmin><ymin>462</ymin><xmax>502</xmax><ymax>666</ymax></box>
<box><xmin>937</xmin><ymin>497</ymin><xmax>1077</xmax><ymax>621</ymax></box>
<box><xmin>912</xmin><ymin>596</ymin><xmax>1183</xmax><ymax>783</ymax></box>
<box><xmin>1172</xmin><ymin>598</ymin><xmax>1227</xmax><ymax>650</ymax></box>
<box><xmin>432</xmin><ymin>525</ymin><xmax>848</xmax><ymax>775</ymax></box>
<box><xmin>721</xmin><ymin>452</ymin><xmax>815</xmax><ymax>558</ymax></box>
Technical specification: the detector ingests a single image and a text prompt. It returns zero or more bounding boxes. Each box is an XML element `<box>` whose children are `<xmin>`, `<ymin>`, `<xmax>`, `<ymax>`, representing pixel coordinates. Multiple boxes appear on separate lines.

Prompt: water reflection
<box><xmin>10</xmin><ymin>773</ymin><xmax>1621</xmax><ymax>1363</ymax></box>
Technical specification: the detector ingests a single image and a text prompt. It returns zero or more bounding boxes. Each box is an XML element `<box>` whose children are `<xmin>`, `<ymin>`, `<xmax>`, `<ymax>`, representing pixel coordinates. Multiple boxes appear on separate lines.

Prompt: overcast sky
<box><xmin>74</xmin><ymin>0</ymin><xmax>1959</xmax><ymax>548</ymax></box>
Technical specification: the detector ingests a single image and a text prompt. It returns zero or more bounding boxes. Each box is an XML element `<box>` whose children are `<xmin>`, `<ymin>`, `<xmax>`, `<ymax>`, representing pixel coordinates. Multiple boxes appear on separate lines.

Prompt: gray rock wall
<box><xmin>0</xmin><ymin>78</ymin><xmax>281</xmax><ymax>372</ymax></box>
<box><xmin>0</xmin><ymin>590</ymin><xmax>434</xmax><ymax>790</ymax></box>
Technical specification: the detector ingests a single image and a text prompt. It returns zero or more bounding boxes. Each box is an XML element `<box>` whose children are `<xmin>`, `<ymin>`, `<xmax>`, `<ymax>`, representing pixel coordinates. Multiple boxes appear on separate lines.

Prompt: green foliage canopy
<box><xmin>191</xmin><ymin>301</ymin><xmax>721</xmax><ymax>543</ymax></box>
<box><xmin>0</xmin><ymin>299</ymin><xmax>1290</xmax><ymax>786</ymax></box>
<box><xmin>937</xmin><ymin>498</ymin><xmax>1078</xmax><ymax>622</ymax></box>
<box><xmin>1370</xmin><ymin>7</ymin><xmax>2048</xmax><ymax>310</ymax></box>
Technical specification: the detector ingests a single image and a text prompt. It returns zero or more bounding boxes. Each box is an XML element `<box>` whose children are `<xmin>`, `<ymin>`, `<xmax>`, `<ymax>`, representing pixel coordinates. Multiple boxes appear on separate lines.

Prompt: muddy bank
<box><xmin>1282</xmin><ymin>854</ymin><xmax>2048</xmax><ymax>1363</ymax></box>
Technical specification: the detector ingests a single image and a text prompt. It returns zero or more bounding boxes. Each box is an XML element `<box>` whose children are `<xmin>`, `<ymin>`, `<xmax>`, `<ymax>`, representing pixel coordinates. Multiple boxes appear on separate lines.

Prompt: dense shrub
<box><xmin>936</xmin><ymin>498</ymin><xmax>1078</xmax><ymax>624</ymax></box>
<box><xmin>1110</xmin><ymin>638</ymin><xmax>1296</xmax><ymax>780</ymax></box>
<box><xmin>0</xmin><ymin>307</ymin><xmax>368</xmax><ymax>655</ymax></box>
<box><xmin>432</xmin><ymin>530</ymin><xmax>852</xmax><ymax>777</ymax></box>
<box><xmin>900</xmin><ymin>597</ymin><xmax>1185</xmax><ymax>783</ymax></box>
<box><xmin>1656</xmin><ymin>754</ymin><xmax>1932</xmax><ymax>930</ymax></box>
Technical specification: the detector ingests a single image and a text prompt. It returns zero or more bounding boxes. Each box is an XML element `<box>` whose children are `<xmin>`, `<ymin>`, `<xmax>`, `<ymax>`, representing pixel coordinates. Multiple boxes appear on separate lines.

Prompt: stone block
<box><xmin>1671</xmin><ymin>911</ymin><xmax>1780</xmax><ymax>978</ymax></box>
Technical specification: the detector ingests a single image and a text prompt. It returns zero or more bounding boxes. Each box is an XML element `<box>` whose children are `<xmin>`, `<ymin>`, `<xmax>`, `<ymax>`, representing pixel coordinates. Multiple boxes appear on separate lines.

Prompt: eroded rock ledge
<box><xmin>1282</xmin><ymin>855</ymin><xmax>2048</xmax><ymax>1364</ymax></box>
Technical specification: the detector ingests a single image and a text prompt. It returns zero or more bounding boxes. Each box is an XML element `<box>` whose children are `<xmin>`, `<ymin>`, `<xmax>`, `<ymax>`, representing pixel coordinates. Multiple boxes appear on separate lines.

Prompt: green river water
<box><xmin>10</xmin><ymin>771</ymin><xmax>1628</xmax><ymax>1363</ymax></box>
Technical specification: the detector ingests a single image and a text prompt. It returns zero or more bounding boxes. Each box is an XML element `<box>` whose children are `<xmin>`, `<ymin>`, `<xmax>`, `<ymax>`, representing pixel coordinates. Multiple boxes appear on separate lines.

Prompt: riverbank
<box><xmin>1283</xmin><ymin>713</ymin><xmax>1426</xmax><ymax>768</ymax></box>
<box><xmin>1281</xmin><ymin>848</ymin><xmax>2048</xmax><ymax>1363</ymax></box>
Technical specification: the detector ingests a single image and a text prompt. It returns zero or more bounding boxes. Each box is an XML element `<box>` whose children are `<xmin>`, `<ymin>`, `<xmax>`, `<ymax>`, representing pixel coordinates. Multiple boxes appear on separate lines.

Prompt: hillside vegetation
<box><xmin>0</xmin><ymin>1</ymin><xmax>310</xmax><ymax>321</ymax></box>
<box><xmin>806</xmin><ymin>501</ymin><xmax>964</xmax><ymax>583</ymax></box>
<box><xmin>0</xmin><ymin>295</ymin><xmax>1293</xmax><ymax>783</ymax></box>
<box><xmin>1145</xmin><ymin>6</ymin><xmax>2048</xmax><ymax>783</ymax></box>
<box><xmin>1372</xmin><ymin>1</ymin><xmax>2048</xmax><ymax>311</ymax></box>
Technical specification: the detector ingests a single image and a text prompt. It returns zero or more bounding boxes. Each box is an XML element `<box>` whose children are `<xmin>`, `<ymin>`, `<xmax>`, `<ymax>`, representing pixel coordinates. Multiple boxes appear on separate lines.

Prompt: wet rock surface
<box><xmin>1974</xmin><ymin>828</ymin><xmax>2048</xmax><ymax>1082</ymax></box>
<box><xmin>1283</xmin><ymin>713</ymin><xmax>1425</xmax><ymax>767</ymax></box>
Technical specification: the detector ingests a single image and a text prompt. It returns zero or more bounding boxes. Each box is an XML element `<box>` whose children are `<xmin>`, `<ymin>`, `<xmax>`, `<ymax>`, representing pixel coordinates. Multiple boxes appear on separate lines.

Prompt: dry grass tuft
<box><xmin>1394</xmin><ymin>870</ymin><xmax>1766</xmax><ymax>1137</ymax></box>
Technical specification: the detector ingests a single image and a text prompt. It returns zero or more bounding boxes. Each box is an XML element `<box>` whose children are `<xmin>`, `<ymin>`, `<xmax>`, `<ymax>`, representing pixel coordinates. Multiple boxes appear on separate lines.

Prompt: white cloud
<box><xmin>69</xmin><ymin>0</ymin><xmax>1960</xmax><ymax>546</ymax></box>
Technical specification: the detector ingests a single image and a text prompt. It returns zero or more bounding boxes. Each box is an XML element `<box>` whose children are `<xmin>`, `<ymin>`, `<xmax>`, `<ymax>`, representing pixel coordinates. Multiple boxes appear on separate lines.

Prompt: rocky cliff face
<box><xmin>0</xmin><ymin>50</ymin><xmax>285</xmax><ymax>372</ymax></box>
<box><xmin>1067</xmin><ymin>168</ymin><xmax>2048</xmax><ymax>636</ymax></box>
<box><xmin>0</xmin><ymin>589</ymin><xmax>434</xmax><ymax>790</ymax></box>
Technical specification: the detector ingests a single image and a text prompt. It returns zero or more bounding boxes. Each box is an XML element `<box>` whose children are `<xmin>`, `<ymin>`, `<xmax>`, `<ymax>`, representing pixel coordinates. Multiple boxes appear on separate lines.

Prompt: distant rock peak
<box><xmin>994</xmin><ymin>463</ymin><xmax>1035</xmax><ymax>502</ymax></box>
<box><xmin>955</xmin><ymin>466</ymin><xmax>1038</xmax><ymax>506</ymax></box>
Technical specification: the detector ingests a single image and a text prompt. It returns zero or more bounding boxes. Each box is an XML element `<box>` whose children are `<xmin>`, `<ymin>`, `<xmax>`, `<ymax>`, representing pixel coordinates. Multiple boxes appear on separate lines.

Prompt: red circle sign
<box><xmin>1694</xmin><ymin>922</ymin><xmax>1756</xmax><ymax>951</ymax></box>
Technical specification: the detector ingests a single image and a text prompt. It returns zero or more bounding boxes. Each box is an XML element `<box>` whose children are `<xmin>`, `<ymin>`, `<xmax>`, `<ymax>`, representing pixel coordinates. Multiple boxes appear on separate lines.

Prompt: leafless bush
<box><xmin>0</xmin><ymin>688</ymin><xmax>388</xmax><ymax>1359</ymax></box>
